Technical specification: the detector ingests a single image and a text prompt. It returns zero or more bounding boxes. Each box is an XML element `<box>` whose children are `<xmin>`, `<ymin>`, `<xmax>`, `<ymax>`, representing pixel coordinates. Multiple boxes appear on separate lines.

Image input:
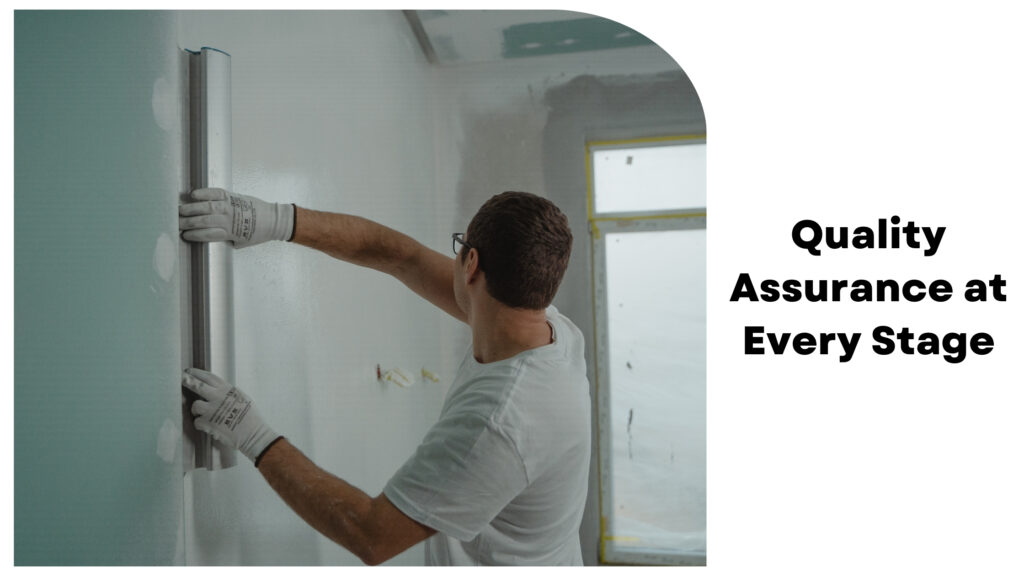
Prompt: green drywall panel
<box><xmin>502</xmin><ymin>17</ymin><xmax>654</xmax><ymax>59</ymax></box>
<box><xmin>15</xmin><ymin>11</ymin><xmax>185</xmax><ymax>565</ymax></box>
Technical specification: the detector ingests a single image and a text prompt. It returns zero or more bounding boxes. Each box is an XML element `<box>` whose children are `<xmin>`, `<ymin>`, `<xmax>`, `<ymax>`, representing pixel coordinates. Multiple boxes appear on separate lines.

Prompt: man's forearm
<box><xmin>292</xmin><ymin>206</ymin><xmax>418</xmax><ymax>276</ymax></box>
<box><xmin>257</xmin><ymin>439</ymin><xmax>379</xmax><ymax>563</ymax></box>
<box><xmin>256</xmin><ymin>438</ymin><xmax>434</xmax><ymax>565</ymax></box>
<box><xmin>290</xmin><ymin>206</ymin><xmax>467</xmax><ymax>322</ymax></box>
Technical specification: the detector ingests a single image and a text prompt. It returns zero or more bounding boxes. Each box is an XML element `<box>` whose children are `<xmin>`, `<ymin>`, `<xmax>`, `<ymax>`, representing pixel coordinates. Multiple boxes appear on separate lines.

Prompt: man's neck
<box><xmin>470</xmin><ymin>303</ymin><xmax>552</xmax><ymax>364</ymax></box>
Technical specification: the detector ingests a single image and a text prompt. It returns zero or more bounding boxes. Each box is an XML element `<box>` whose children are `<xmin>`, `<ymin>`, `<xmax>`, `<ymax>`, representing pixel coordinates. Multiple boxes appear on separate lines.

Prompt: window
<box><xmin>591</xmin><ymin>142</ymin><xmax>706</xmax><ymax>213</ymax></box>
<box><xmin>589</xmin><ymin>136</ymin><xmax>706</xmax><ymax>565</ymax></box>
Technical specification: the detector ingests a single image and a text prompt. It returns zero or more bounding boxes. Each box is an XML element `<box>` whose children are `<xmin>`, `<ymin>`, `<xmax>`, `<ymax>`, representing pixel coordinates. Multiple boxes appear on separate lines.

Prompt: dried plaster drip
<box><xmin>377</xmin><ymin>366</ymin><xmax>441</xmax><ymax>388</ymax></box>
<box><xmin>382</xmin><ymin>368</ymin><xmax>414</xmax><ymax>388</ymax></box>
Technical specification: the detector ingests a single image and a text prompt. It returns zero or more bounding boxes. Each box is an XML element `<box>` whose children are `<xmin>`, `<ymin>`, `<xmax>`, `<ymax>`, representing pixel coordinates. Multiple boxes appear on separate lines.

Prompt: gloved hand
<box><xmin>179</xmin><ymin>188</ymin><xmax>295</xmax><ymax>248</ymax></box>
<box><xmin>182</xmin><ymin>368</ymin><xmax>282</xmax><ymax>464</ymax></box>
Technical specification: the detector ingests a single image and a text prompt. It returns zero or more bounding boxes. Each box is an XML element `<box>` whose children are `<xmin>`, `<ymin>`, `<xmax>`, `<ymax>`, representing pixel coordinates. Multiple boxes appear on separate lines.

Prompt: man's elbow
<box><xmin>358</xmin><ymin>546</ymin><xmax>384</xmax><ymax>567</ymax></box>
<box><xmin>352</xmin><ymin>495</ymin><xmax>432</xmax><ymax>565</ymax></box>
<box><xmin>346</xmin><ymin>513</ymin><xmax>394</xmax><ymax>566</ymax></box>
<box><xmin>339</xmin><ymin>529</ymin><xmax>380</xmax><ymax>566</ymax></box>
<box><xmin>355</xmin><ymin>537</ymin><xmax>402</xmax><ymax>566</ymax></box>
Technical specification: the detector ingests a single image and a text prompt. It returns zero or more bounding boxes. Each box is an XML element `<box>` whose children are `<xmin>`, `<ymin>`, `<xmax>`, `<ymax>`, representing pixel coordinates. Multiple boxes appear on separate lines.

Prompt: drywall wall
<box><xmin>175</xmin><ymin>12</ymin><xmax>703</xmax><ymax>565</ymax></box>
<box><xmin>14</xmin><ymin>11</ymin><xmax>186</xmax><ymax>565</ymax></box>
<box><xmin>177</xmin><ymin>11</ymin><xmax>459</xmax><ymax>565</ymax></box>
<box><xmin>431</xmin><ymin>30</ymin><xmax>704</xmax><ymax>564</ymax></box>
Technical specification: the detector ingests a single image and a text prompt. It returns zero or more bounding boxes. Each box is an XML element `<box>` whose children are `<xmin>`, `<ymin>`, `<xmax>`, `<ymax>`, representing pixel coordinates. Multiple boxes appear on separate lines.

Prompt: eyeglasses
<box><xmin>452</xmin><ymin>232</ymin><xmax>473</xmax><ymax>256</ymax></box>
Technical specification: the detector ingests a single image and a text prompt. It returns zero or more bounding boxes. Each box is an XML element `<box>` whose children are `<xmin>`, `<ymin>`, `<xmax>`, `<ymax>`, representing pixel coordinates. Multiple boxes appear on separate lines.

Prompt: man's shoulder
<box><xmin>546</xmin><ymin>305</ymin><xmax>582</xmax><ymax>334</ymax></box>
<box><xmin>545</xmin><ymin>305</ymin><xmax>586</xmax><ymax>359</ymax></box>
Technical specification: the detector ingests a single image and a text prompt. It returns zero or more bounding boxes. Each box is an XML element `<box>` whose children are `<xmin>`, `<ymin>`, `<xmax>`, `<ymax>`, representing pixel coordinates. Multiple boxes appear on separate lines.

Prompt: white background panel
<box><xmin>601</xmin><ymin>2</ymin><xmax>1024</xmax><ymax>573</ymax></box>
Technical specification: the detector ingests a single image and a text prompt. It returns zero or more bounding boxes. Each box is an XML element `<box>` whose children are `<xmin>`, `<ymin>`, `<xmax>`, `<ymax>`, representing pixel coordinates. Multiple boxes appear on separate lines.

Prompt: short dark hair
<box><xmin>462</xmin><ymin>191</ymin><xmax>573</xmax><ymax>310</ymax></box>
<box><xmin>464</xmin><ymin>190</ymin><xmax>577</xmax><ymax>309</ymax></box>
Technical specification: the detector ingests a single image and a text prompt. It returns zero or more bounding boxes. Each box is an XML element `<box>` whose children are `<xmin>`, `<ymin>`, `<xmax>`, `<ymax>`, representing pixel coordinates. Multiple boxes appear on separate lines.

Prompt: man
<box><xmin>179</xmin><ymin>188</ymin><xmax>591</xmax><ymax>565</ymax></box>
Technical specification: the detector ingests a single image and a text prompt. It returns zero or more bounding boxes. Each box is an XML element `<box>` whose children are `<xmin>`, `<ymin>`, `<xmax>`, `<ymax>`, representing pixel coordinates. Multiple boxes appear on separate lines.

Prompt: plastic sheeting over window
<box><xmin>590</xmin><ymin>139</ymin><xmax>707</xmax><ymax>565</ymax></box>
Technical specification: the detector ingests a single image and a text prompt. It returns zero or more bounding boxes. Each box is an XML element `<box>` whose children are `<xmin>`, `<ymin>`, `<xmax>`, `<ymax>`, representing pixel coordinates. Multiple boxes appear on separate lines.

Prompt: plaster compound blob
<box><xmin>157</xmin><ymin>418</ymin><xmax>180</xmax><ymax>463</ymax></box>
<box><xmin>151</xmin><ymin>75</ymin><xmax>177</xmax><ymax>132</ymax></box>
<box><xmin>153</xmin><ymin>233</ymin><xmax>176</xmax><ymax>281</ymax></box>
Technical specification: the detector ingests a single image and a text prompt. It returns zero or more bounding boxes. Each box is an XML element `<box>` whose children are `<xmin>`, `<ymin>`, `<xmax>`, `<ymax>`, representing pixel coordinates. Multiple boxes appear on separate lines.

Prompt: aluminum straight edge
<box><xmin>187</xmin><ymin>47</ymin><xmax>237</xmax><ymax>471</ymax></box>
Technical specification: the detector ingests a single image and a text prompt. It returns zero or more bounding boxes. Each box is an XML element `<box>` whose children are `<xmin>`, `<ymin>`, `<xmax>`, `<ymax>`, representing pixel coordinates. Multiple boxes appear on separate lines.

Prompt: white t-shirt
<box><xmin>384</xmin><ymin>306</ymin><xmax>592</xmax><ymax>565</ymax></box>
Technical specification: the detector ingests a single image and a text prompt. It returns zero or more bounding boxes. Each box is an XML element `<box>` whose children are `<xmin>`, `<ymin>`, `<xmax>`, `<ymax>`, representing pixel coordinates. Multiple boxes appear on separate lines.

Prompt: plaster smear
<box><xmin>151</xmin><ymin>75</ymin><xmax>177</xmax><ymax>132</ymax></box>
<box><xmin>153</xmin><ymin>233</ymin><xmax>176</xmax><ymax>281</ymax></box>
<box><xmin>156</xmin><ymin>417</ymin><xmax>180</xmax><ymax>463</ymax></box>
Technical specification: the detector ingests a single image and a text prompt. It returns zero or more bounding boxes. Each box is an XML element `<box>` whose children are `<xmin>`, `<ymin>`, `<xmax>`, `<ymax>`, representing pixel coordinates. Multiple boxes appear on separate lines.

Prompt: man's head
<box><xmin>456</xmin><ymin>191</ymin><xmax>573</xmax><ymax>310</ymax></box>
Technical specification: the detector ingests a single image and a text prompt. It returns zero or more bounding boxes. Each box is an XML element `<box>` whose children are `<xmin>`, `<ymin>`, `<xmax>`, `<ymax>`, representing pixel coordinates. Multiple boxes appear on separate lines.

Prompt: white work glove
<box><xmin>179</xmin><ymin>188</ymin><xmax>295</xmax><ymax>248</ymax></box>
<box><xmin>182</xmin><ymin>368</ymin><xmax>282</xmax><ymax>465</ymax></box>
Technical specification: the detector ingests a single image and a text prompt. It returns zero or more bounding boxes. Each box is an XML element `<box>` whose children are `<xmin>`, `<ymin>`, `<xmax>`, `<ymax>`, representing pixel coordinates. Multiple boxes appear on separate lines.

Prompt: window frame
<box><xmin>587</xmin><ymin>135</ymin><xmax>707</xmax><ymax>566</ymax></box>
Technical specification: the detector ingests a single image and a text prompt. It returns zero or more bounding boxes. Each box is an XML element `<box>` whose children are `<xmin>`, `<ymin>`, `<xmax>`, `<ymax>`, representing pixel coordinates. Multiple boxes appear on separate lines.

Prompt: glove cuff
<box><xmin>288</xmin><ymin>204</ymin><xmax>297</xmax><ymax>242</ymax></box>
<box><xmin>239</xmin><ymin>423</ymin><xmax>281</xmax><ymax>463</ymax></box>
<box><xmin>274</xmin><ymin>202</ymin><xmax>296</xmax><ymax>243</ymax></box>
<box><xmin>253</xmin><ymin>435</ymin><xmax>286</xmax><ymax>468</ymax></box>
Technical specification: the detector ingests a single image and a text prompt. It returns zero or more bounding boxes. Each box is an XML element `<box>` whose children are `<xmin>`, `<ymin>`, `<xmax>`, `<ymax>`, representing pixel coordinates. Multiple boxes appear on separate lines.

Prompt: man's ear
<box><xmin>464</xmin><ymin>248</ymin><xmax>481</xmax><ymax>283</ymax></box>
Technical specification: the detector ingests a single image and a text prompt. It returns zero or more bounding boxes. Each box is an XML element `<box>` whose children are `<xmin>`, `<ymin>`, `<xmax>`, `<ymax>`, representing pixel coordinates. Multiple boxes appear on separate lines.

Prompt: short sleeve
<box><xmin>384</xmin><ymin>409</ymin><xmax>528</xmax><ymax>541</ymax></box>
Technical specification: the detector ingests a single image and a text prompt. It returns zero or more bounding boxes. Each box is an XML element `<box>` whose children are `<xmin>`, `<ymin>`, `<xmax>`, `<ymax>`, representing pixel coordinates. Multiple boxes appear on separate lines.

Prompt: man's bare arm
<box><xmin>257</xmin><ymin>438</ymin><xmax>436</xmax><ymax>565</ymax></box>
<box><xmin>292</xmin><ymin>206</ymin><xmax>466</xmax><ymax>323</ymax></box>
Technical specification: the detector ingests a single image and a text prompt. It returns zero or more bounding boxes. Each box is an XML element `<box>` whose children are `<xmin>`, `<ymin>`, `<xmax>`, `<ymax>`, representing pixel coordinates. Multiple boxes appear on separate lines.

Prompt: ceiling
<box><xmin>405</xmin><ymin>10</ymin><xmax>654</xmax><ymax>65</ymax></box>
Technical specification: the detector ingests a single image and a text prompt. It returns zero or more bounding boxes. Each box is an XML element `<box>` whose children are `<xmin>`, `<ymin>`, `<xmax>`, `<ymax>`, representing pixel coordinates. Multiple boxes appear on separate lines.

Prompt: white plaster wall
<box><xmin>178</xmin><ymin>11</ymin><xmax>462</xmax><ymax>566</ymax></box>
<box><xmin>175</xmin><ymin>10</ymin><xmax>698</xmax><ymax>566</ymax></box>
<box><xmin>434</xmin><ymin>44</ymin><xmax>685</xmax><ymax>229</ymax></box>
